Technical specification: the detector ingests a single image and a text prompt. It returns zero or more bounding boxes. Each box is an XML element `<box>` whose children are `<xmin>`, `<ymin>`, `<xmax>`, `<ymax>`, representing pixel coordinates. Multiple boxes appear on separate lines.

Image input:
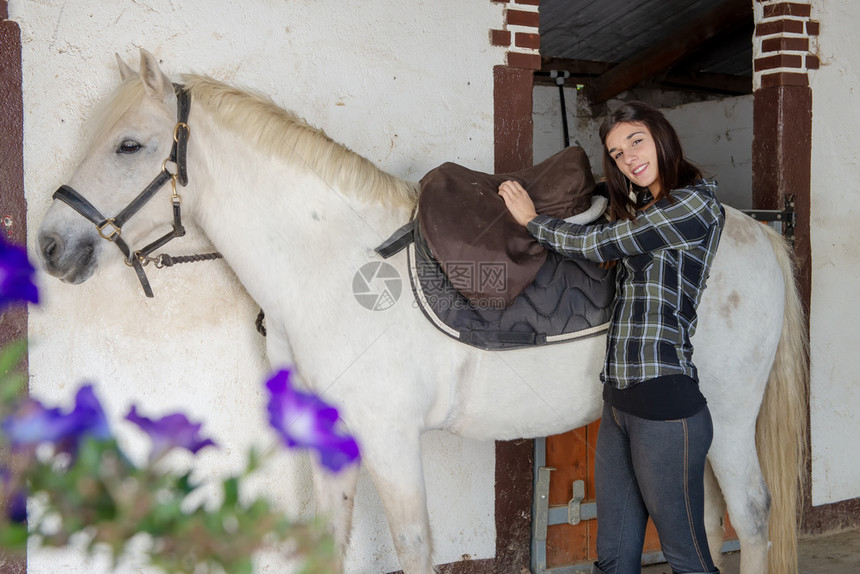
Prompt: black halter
<box><xmin>52</xmin><ymin>84</ymin><xmax>192</xmax><ymax>298</ymax></box>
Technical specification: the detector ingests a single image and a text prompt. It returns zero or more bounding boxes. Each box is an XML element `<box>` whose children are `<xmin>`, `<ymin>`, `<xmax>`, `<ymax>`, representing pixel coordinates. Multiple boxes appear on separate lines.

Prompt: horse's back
<box><xmin>695</xmin><ymin>206</ymin><xmax>786</xmax><ymax>417</ymax></box>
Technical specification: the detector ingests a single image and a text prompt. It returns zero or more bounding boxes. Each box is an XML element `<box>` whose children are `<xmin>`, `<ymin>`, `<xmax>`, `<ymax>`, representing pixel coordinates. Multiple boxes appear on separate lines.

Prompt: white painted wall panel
<box><xmin>809</xmin><ymin>0</ymin><xmax>860</xmax><ymax>506</ymax></box>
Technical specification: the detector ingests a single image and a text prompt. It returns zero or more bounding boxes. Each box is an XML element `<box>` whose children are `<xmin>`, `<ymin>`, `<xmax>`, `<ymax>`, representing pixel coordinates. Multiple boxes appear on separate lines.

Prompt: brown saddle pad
<box><xmin>417</xmin><ymin>146</ymin><xmax>596</xmax><ymax>307</ymax></box>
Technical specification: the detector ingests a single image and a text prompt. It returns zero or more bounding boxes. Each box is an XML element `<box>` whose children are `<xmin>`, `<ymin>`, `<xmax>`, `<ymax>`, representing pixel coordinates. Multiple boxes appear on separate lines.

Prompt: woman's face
<box><xmin>605</xmin><ymin>121</ymin><xmax>661</xmax><ymax>198</ymax></box>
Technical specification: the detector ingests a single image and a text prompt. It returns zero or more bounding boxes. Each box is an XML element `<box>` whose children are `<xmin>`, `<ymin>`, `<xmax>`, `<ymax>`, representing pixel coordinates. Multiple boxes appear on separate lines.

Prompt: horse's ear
<box><xmin>115</xmin><ymin>53</ymin><xmax>136</xmax><ymax>81</ymax></box>
<box><xmin>138</xmin><ymin>48</ymin><xmax>171</xmax><ymax>100</ymax></box>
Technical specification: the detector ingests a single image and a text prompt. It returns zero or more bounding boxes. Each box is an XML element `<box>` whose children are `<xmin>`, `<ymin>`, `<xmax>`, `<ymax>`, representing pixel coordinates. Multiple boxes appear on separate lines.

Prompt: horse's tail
<box><xmin>757</xmin><ymin>225</ymin><xmax>809</xmax><ymax>574</ymax></box>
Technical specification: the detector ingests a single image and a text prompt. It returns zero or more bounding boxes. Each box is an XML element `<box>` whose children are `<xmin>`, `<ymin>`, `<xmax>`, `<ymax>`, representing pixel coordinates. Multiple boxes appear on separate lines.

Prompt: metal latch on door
<box><xmin>533</xmin><ymin>466</ymin><xmax>598</xmax><ymax>541</ymax></box>
<box><xmin>742</xmin><ymin>194</ymin><xmax>796</xmax><ymax>244</ymax></box>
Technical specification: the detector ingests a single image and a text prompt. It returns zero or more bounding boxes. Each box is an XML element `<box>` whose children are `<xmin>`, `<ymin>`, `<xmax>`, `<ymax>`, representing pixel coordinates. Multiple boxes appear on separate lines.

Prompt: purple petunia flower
<box><xmin>2</xmin><ymin>384</ymin><xmax>111</xmax><ymax>450</ymax></box>
<box><xmin>7</xmin><ymin>486</ymin><xmax>26</xmax><ymax>524</ymax></box>
<box><xmin>1</xmin><ymin>401</ymin><xmax>77</xmax><ymax>446</ymax></box>
<box><xmin>71</xmin><ymin>385</ymin><xmax>111</xmax><ymax>441</ymax></box>
<box><xmin>126</xmin><ymin>406</ymin><xmax>216</xmax><ymax>462</ymax></box>
<box><xmin>0</xmin><ymin>236</ymin><xmax>39</xmax><ymax>310</ymax></box>
<box><xmin>265</xmin><ymin>369</ymin><xmax>360</xmax><ymax>472</ymax></box>
<box><xmin>0</xmin><ymin>468</ymin><xmax>26</xmax><ymax>524</ymax></box>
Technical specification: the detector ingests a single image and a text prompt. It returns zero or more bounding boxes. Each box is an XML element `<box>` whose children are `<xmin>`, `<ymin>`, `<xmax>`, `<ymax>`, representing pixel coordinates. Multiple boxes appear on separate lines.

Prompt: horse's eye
<box><xmin>117</xmin><ymin>140</ymin><xmax>142</xmax><ymax>154</ymax></box>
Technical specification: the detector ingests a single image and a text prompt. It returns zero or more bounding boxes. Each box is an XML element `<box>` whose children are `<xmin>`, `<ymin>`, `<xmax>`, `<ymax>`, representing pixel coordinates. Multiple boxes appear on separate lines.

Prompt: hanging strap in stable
<box><xmin>375</xmin><ymin>220</ymin><xmax>416</xmax><ymax>258</ymax></box>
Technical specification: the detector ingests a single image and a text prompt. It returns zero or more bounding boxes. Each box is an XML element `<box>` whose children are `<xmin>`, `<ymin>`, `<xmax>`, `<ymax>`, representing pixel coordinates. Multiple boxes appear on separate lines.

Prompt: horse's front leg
<box><xmin>264</xmin><ymin>321</ymin><xmax>364</xmax><ymax>561</ymax></box>
<box><xmin>311</xmin><ymin>459</ymin><xmax>361</xmax><ymax>566</ymax></box>
<box><xmin>360</xmin><ymin>426</ymin><xmax>434</xmax><ymax>574</ymax></box>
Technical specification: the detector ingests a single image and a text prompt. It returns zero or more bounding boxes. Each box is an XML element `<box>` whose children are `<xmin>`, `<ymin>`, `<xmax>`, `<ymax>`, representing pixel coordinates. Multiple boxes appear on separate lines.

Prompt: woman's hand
<box><xmin>498</xmin><ymin>180</ymin><xmax>539</xmax><ymax>227</ymax></box>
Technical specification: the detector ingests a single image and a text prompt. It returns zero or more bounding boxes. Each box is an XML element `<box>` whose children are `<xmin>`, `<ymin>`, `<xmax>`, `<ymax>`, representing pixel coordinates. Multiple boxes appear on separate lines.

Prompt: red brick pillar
<box><xmin>490</xmin><ymin>1</ymin><xmax>540</xmax><ymax>572</ymax></box>
<box><xmin>491</xmin><ymin>0</ymin><xmax>540</xmax><ymax>174</ymax></box>
<box><xmin>752</xmin><ymin>1</ymin><xmax>816</xmax><ymax>306</ymax></box>
<box><xmin>0</xmin><ymin>1</ymin><xmax>28</xmax><ymax>346</ymax></box>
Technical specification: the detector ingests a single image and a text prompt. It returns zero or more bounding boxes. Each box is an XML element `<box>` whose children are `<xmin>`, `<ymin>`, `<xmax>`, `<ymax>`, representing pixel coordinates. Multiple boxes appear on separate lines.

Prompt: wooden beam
<box><xmin>539</xmin><ymin>57</ymin><xmax>614</xmax><ymax>79</ymax></box>
<box><xmin>660</xmin><ymin>70</ymin><xmax>751</xmax><ymax>95</ymax></box>
<box><xmin>586</xmin><ymin>0</ymin><xmax>751</xmax><ymax>104</ymax></box>
<box><xmin>535</xmin><ymin>58</ymin><xmax>751</xmax><ymax>96</ymax></box>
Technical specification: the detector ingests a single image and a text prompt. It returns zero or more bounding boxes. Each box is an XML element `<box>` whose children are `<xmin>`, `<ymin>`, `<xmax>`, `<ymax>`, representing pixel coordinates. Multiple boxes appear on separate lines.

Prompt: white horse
<box><xmin>37</xmin><ymin>49</ymin><xmax>807</xmax><ymax>574</ymax></box>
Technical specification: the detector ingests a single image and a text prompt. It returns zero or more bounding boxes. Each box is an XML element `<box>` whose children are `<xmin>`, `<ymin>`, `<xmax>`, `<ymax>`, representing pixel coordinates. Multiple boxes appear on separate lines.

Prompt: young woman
<box><xmin>498</xmin><ymin>101</ymin><xmax>724</xmax><ymax>574</ymax></box>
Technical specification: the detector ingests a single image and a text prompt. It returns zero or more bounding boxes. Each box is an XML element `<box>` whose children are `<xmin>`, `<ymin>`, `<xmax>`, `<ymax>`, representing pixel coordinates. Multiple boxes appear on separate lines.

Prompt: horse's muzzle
<box><xmin>39</xmin><ymin>231</ymin><xmax>98</xmax><ymax>284</ymax></box>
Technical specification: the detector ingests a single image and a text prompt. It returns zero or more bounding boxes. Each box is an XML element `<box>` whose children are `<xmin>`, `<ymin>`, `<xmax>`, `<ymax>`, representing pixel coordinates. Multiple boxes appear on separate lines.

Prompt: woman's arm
<box><xmin>500</xmin><ymin>180</ymin><xmax>723</xmax><ymax>263</ymax></box>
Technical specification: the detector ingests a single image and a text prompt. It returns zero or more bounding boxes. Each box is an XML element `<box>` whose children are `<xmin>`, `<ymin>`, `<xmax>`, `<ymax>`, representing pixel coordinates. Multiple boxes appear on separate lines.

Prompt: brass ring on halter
<box><xmin>173</xmin><ymin>122</ymin><xmax>190</xmax><ymax>143</ymax></box>
<box><xmin>126</xmin><ymin>252</ymin><xmax>154</xmax><ymax>268</ymax></box>
<box><xmin>161</xmin><ymin>158</ymin><xmax>179</xmax><ymax>176</ymax></box>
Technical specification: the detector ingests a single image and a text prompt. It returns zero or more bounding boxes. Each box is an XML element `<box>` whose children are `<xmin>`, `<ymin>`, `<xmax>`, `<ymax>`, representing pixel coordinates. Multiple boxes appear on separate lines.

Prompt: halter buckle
<box><xmin>97</xmin><ymin>219</ymin><xmax>121</xmax><ymax>241</ymax></box>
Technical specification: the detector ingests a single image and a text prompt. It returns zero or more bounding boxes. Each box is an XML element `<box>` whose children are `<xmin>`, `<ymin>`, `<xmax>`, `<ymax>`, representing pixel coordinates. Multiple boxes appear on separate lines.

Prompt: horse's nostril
<box><xmin>39</xmin><ymin>233</ymin><xmax>64</xmax><ymax>266</ymax></box>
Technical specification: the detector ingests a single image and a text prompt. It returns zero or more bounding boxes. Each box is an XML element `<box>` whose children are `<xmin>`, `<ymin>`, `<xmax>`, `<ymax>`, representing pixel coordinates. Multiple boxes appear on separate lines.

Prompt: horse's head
<box><xmin>38</xmin><ymin>49</ymin><xmax>184</xmax><ymax>287</ymax></box>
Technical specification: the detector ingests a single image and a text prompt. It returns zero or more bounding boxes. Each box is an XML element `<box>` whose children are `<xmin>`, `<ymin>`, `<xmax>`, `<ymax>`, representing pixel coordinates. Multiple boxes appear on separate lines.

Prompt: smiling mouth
<box><xmin>632</xmin><ymin>163</ymin><xmax>648</xmax><ymax>176</ymax></box>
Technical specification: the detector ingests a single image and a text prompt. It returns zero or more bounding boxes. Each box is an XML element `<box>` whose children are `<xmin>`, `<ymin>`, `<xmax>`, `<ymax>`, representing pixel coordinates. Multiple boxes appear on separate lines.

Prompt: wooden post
<box><xmin>0</xmin><ymin>1</ymin><xmax>29</xmax><ymax>571</ymax></box>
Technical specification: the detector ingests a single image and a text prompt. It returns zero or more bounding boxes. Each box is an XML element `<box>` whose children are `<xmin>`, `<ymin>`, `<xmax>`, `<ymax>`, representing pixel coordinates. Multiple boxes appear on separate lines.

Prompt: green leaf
<box><xmin>0</xmin><ymin>522</ymin><xmax>28</xmax><ymax>548</ymax></box>
<box><xmin>0</xmin><ymin>340</ymin><xmax>26</xmax><ymax>376</ymax></box>
<box><xmin>144</xmin><ymin>499</ymin><xmax>184</xmax><ymax>532</ymax></box>
<box><xmin>75</xmin><ymin>437</ymin><xmax>108</xmax><ymax>469</ymax></box>
<box><xmin>224</xmin><ymin>556</ymin><xmax>254</xmax><ymax>574</ymax></box>
<box><xmin>222</xmin><ymin>476</ymin><xmax>239</xmax><ymax>508</ymax></box>
<box><xmin>175</xmin><ymin>470</ymin><xmax>196</xmax><ymax>496</ymax></box>
<box><xmin>243</xmin><ymin>498</ymin><xmax>271</xmax><ymax>520</ymax></box>
<box><xmin>245</xmin><ymin>446</ymin><xmax>262</xmax><ymax>475</ymax></box>
<box><xmin>0</xmin><ymin>339</ymin><xmax>28</xmax><ymax>404</ymax></box>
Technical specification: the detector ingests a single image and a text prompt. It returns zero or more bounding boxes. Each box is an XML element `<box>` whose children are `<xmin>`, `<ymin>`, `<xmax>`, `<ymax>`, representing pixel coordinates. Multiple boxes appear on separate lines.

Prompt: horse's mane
<box><xmin>91</xmin><ymin>74</ymin><xmax>419</xmax><ymax>210</ymax></box>
<box><xmin>183</xmin><ymin>74</ymin><xmax>419</xmax><ymax>210</ymax></box>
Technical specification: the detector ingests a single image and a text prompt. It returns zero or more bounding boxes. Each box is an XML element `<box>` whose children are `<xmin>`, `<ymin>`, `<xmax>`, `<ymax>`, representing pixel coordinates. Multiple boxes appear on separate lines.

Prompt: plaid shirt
<box><xmin>526</xmin><ymin>179</ymin><xmax>725</xmax><ymax>389</ymax></box>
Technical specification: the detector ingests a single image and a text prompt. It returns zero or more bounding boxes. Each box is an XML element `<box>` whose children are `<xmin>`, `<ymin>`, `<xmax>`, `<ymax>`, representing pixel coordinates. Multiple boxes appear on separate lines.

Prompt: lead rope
<box><xmin>152</xmin><ymin>252</ymin><xmax>224</xmax><ymax>268</ymax></box>
<box><xmin>255</xmin><ymin>309</ymin><xmax>266</xmax><ymax>337</ymax></box>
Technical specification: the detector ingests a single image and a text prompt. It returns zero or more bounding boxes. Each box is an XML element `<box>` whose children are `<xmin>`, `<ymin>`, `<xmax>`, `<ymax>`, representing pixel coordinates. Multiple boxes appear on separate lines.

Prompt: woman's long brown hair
<box><xmin>598</xmin><ymin>101</ymin><xmax>701</xmax><ymax>222</ymax></box>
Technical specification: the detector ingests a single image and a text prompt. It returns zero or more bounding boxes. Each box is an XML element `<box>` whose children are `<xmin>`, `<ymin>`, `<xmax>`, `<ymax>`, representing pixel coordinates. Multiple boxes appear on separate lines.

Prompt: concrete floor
<box><xmin>641</xmin><ymin>527</ymin><xmax>860</xmax><ymax>573</ymax></box>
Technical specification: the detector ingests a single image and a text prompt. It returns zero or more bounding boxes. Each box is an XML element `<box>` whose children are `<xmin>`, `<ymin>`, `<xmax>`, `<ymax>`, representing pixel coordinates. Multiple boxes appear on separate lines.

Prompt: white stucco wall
<box><xmin>11</xmin><ymin>1</ymin><xmax>506</xmax><ymax>572</ymax></box>
<box><xmin>808</xmin><ymin>0</ymin><xmax>860</xmax><ymax>506</ymax></box>
<box><xmin>533</xmin><ymin>86</ymin><xmax>754</xmax><ymax>210</ymax></box>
